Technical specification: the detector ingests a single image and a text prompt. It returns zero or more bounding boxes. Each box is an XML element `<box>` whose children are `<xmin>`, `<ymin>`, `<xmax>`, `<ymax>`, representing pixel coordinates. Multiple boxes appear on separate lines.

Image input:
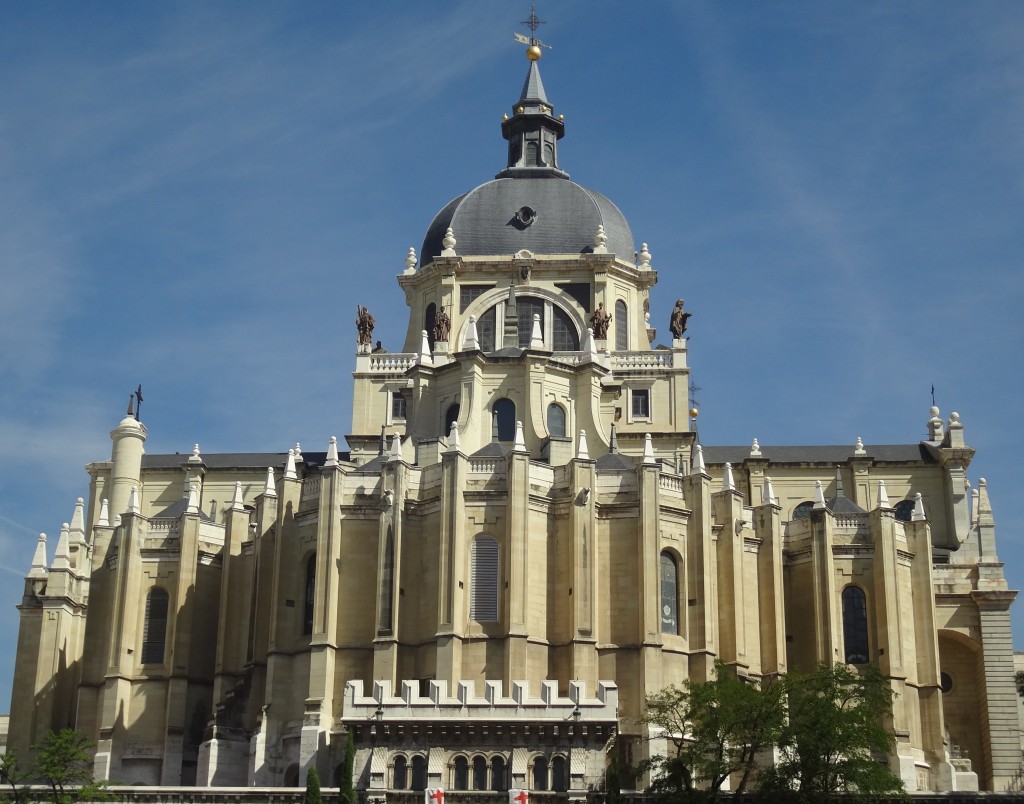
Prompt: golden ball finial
<box><xmin>690</xmin><ymin>408</ymin><xmax>700</xmax><ymax>418</ymax></box>
<box><xmin>526</xmin><ymin>44</ymin><xmax>542</xmax><ymax>61</ymax></box>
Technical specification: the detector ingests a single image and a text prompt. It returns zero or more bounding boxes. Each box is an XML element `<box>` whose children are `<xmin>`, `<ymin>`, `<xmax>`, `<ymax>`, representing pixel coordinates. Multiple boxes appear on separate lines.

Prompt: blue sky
<box><xmin>1</xmin><ymin>2</ymin><xmax>1022</xmax><ymax>707</ymax></box>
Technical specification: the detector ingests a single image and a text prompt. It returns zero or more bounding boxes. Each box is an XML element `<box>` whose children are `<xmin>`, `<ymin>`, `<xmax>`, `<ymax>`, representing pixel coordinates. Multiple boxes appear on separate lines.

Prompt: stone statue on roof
<box><xmin>589</xmin><ymin>302</ymin><xmax>611</xmax><ymax>340</ymax></box>
<box><xmin>669</xmin><ymin>298</ymin><xmax>692</xmax><ymax>339</ymax></box>
<box><xmin>356</xmin><ymin>305</ymin><xmax>375</xmax><ymax>346</ymax></box>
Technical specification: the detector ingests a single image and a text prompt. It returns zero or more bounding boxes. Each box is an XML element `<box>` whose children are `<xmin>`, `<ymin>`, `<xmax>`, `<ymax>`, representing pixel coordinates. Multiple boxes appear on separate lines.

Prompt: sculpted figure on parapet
<box><xmin>589</xmin><ymin>302</ymin><xmax>611</xmax><ymax>339</ymax></box>
<box><xmin>433</xmin><ymin>307</ymin><xmax>451</xmax><ymax>342</ymax></box>
<box><xmin>356</xmin><ymin>305</ymin><xmax>376</xmax><ymax>345</ymax></box>
<box><xmin>669</xmin><ymin>298</ymin><xmax>692</xmax><ymax>338</ymax></box>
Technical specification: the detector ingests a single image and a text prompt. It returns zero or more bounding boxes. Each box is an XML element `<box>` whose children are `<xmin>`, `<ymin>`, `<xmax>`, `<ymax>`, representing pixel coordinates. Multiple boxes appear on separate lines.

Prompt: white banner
<box><xmin>425</xmin><ymin>788</ymin><xmax>445</xmax><ymax>804</ymax></box>
<box><xmin>509</xmin><ymin>789</ymin><xmax>529</xmax><ymax>804</ymax></box>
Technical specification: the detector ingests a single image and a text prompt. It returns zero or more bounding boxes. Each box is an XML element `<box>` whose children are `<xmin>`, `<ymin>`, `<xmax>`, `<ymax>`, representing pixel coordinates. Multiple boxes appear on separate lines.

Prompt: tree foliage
<box><xmin>0</xmin><ymin>751</ymin><xmax>29</xmax><ymax>804</ymax></box>
<box><xmin>643</xmin><ymin>661</ymin><xmax>786</xmax><ymax>799</ymax></box>
<box><xmin>304</xmin><ymin>766</ymin><xmax>322</xmax><ymax>804</ymax></box>
<box><xmin>758</xmin><ymin>663</ymin><xmax>904</xmax><ymax>800</ymax></box>
<box><xmin>31</xmin><ymin>728</ymin><xmax>108</xmax><ymax>804</ymax></box>
<box><xmin>339</xmin><ymin>729</ymin><xmax>356</xmax><ymax>804</ymax></box>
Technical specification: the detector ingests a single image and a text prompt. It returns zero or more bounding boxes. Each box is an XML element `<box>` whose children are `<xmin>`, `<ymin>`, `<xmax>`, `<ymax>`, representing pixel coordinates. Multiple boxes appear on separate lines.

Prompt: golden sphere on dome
<box><xmin>690</xmin><ymin>408</ymin><xmax>700</xmax><ymax>418</ymax></box>
<box><xmin>526</xmin><ymin>45</ymin><xmax>542</xmax><ymax>61</ymax></box>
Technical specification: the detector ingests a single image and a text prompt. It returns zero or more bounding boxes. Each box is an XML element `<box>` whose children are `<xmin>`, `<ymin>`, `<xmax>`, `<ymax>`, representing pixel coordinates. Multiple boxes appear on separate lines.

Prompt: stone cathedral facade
<box><xmin>8</xmin><ymin>47</ymin><xmax>1020</xmax><ymax>795</ymax></box>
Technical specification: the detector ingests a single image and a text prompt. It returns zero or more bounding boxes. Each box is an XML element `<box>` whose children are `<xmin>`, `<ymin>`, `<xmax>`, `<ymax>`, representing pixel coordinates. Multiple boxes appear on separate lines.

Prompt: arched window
<box><xmin>142</xmin><ymin>587</ymin><xmax>169</xmax><ymax>664</ymax></box>
<box><xmin>411</xmin><ymin>756</ymin><xmax>427</xmax><ymax>791</ymax></box>
<box><xmin>303</xmin><ymin>553</ymin><xmax>316</xmax><ymax>635</ymax></box>
<box><xmin>393</xmin><ymin>756</ymin><xmax>408</xmax><ymax>790</ymax></box>
<box><xmin>471</xmin><ymin>536</ymin><xmax>500</xmax><ymax>622</ymax></box>
<box><xmin>792</xmin><ymin>501</ymin><xmax>815</xmax><ymax>520</ymax></box>
<box><xmin>551</xmin><ymin>756</ymin><xmax>567</xmax><ymax>792</ymax></box>
<box><xmin>547</xmin><ymin>403</ymin><xmax>566</xmax><ymax>437</ymax></box>
<box><xmin>444</xmin><ymin>403</ymin><xmax>460</xmax><ymax>437</ymax></box>
<box><xmin>533</xmin><ymin>756</ymin><xmax>549</xmax><ymax>790</ymax></box>
<box><xmin>842</xmin><ymin>586</ymin><xmax>869</xmax><ymax>664</ymax></box>
<box><xmin>472</xmin><ymin>755</ymin><xmax>488</xmax><ymax>790</ymax></box>
<box><xmin>493</xmin><ymin>398</ymin><xmax>516</xmax><ymax>442</ymax></box>
<box><xmin>893</xmin><ymin>499</ymin><xmax>915</xmax><ymax>522</ymax></box>
<box><xmin>284</xmin><ymin>764</ymin><xmax>300</xmax><ymax>787</ymax></box>
<box><xmin>660</xmin><ymin>551</ymin><xmax>679</xmax><ymax>635</ymax></box>
<box><xmin>452</xmin><ymin>756</ymin><xmax>469</xmax><ymax>790</ymax></box>
<box><xmin>425</xmin><ymin>303</ymin><xmax>437</xmax><ymax>349</ymax></box>
<box><xmin>490</xmin><ymin>756</ymin><xmax>507</xmax><ymax>791</ymax></box>
<box><xmin>478</xmin><ymin>306</ymin><xmax>498</xmax><ymax>352</ymax></box>
<box><xmin>380</xmin><ymin>526</ymin><xmax>394</xmax><ymax>634</ymax></box>
<box><xmin>614</xmin><ymin>300</ymin><xmax>628</xmax><ymax>350</ymax></box>
<box><xmin>552</xmin><ymin>306</ymin><xmax>579</xmax><ymax>351</ymax></box>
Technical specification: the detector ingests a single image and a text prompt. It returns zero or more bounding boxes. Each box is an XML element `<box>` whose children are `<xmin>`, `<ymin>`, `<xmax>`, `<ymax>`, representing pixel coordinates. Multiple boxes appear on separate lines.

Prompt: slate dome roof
<box><xmin>419</xmin><ymin>56</ymin><xmax>635</xmax><ymax>267</ymax></box>
<box><xmin>421</xmin><ymin>178</ymin><xmax>635</xmax><ymax>267</ymax></box>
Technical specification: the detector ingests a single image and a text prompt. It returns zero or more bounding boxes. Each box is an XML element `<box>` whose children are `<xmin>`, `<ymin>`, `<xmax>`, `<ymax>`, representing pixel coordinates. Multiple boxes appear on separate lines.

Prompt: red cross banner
<box><xmin>425</xmin><ymin>788</ymin><xmax>445</xmax><ymax>804</ymax></box>
<box><xmin>510</xmin><ymin>789</ymin><xmax>529</xmax><ymax>804</ymax></box>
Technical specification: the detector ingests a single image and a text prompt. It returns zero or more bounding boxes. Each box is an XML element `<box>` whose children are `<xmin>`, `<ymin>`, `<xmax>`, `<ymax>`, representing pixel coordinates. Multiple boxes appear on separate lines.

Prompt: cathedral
<box><xmin>8</xmin><ymin>37</ymin><xmax>1020</xmax><ymax>797</ymax></box>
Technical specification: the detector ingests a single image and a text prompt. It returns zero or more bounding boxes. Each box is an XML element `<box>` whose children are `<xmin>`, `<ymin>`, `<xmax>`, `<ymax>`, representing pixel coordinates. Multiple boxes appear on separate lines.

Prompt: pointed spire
<box><xmin>186</xmin><ymin>482</ymin><xmax>200</xmax><ymax>515</ymax></box>
<box><xmin>763</xmin><ymin>476</ymin><xmax>777</xmax><ymax>506</ymax></box>
<box><xmin>638</xmin><ymin>243</ymin><xmax>652</xmax><ymax>269</ymax></box>
<box><xmin>912</xmin><ymin>492</ymin><xmax>927</xmax><ymax>522</ymax></box>
<box><xmin>491</xmin><ymin>411</ymin><xmax>500</xmax><ymax>443</ymax></box>
<box><xmin>326</xmin><ymin>436</ymin><xmax>339</xmax><ymax>466</ymax></box>
<box><xmin>419</xmin><ymin>330</ymin><xmax>433</xmax><ymax>366</ymax></box>
<box><xmin>70</xmin><ymin>497</ymin><xmax>86</xmax><ymax>545</ymax></box>
<box><xmin>593</xmin><ymin>225</ymin><xmax>608</xmax><ymax>254</ymax></box>
<box><xmin>581</xmin><ymin>327</ymin><xmax>597</xmax><ymax>355</ymax></box>
<box><xmin>389</xmin><ymin>433</ymin><xmax>403</xmax><ymax>462</ymax></box>
<box><xmin>609</xmin><ymin>424</ymin><xmax>619</xmax><ymax>454</ymax></box>
<box><xmin>441</xmin><ymin>227</ymin><xmax>457</xmax><ymax>257</ymax></box>
<box><xmin>834</xmin><ymin>466</ymin><xmax>845</xmax><ymax>498</ymax></box>
<box><xmin>854</xmin><ymin>437</ymin><xmax>866</xmax><ymax>455</ymax></box>
<box><xmin>284</xmin><ymin>448</ymin><xmax>298</xmax><ymax>480</ymax></box>
<box><xmin>51</xmin><ymin>524</ymin><xmax>70</xmax><ymax>570</ymax></box>
<box><xmin>127</xmin><ymin>485</ymin><xmax>141</xmax><ymax>514</ymax></box>
<box><xmin>977</xmin><ymin>478</ymin><xmax>992</xmax><ymax>523</ymax></box>
<box><xmin>98</xmin><ymin>498</ymin><xmax>110</xmax><ymax>527</ymax></box>
<box><xmin>692</xmin><ymin>443</ymin><xmax>706</xmax><ymax>474</ymax></box>
<box><xmin>263</xmin><ymin>467</ymin><xmax>278</xmax><ymax>498</ymax></box>
<box><xmin>519</xmin><ymin>58</ymin><xmax>549</xmax><ymax>105</ymax></box>
<box><xmin>230</xmin><ymin>481</ymin><xmax>245</xmax><ymax>512</ymax></box>
<box><xmin>576</xmin><ymin>429</ymin><xmax>589</xmax><ymax>460</ymax></box>
<box><xmin>877</xmin><ymin>479</ymin><xmax>891</xmax><ymax>509</ymax></box>
<box><xmin>502</xmin><ymin>284</ymin><xmax>520</xmax><ymax>349</ymax></box>
<box><xmin>462</xmin><ymin>315</ymin><xmax>480</xmax><ymax>350</ymax></box>
<box><xmin>971</xmin><ymin>481</ymin><xmax>980</xmax><ymax>527</ymax></box>
<box><xmin>750</xmin><ymin>438</ymin><xmax>761</xmax><ymax>457</ymax></box>
<box><xmin>447</xmin><ymin>421</ymin><xmax>461</xmax><ymax>453</ymax></box>
<box><xmin>530</xmin><ymin>313</ymin><xmax>544</xmax><ymax>348</ymax></box>
<box><xmin>513</xmin><ymin>420</ymin><xmax>527</xmax><ymax>452</ymax></box>
<box><xmin>29</xmin><ymin>533</ymin><xmax>48</xmax><ymax>578</ymax></box>
<box><xmin>642</xmin><ymin>433</ymin><xmax>656</xmax><ymax>465</ymax></box>
<box><xmin>813</xmin><ymin>480</ymin><xmax>826</xmax><ymax>510</ymax></box>
<box><xmin>722</xmin><ymin>462</ymin><xmax>735</xmax><ymax>491</ymax></box>
<box><xmin>404</xmin><ymin>246</ymin><xmax>417</xmax><ymax>275</ymax></box>
<box><xmin>498</xmin><ymin>53</ymin><xmax>568</xmax><ymax>180</ymax></box>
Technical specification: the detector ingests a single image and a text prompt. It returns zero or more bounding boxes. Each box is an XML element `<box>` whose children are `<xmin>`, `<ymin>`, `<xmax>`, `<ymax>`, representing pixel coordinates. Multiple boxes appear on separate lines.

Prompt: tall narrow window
<box><xmin>142</xmin><ymin>587</ymin><xmax>169</xmax><ymax>664</ymax></box>
<box><xmin>551</xmin><ymin>756</ymin><xmax>567</xmax><ymax>792</ymax></box>
<box><xmin>393</xmin><ymin>756</ymin><xmax>408</xmax><ymax>790</ymax></box>
<box><xmin>493</xmin><ymin>398</ymin><xmax>516</xmax><ymax>442</ymax></box>
<box><xmin>471</xmin><ymin>536</ymin><xmax>499</xmax><ymax>621</ymax></box>
<box><xmin>303</xmin><ymin>553</ymin><xmax>316</xmax><ymax>635</ymax></box>
<box><xmin>380</xmin><ymin>526</ymin><xmax>394</xmax><ymax>634</ymax></box>
<box><xmin>533</xmin><ymin>756</ymin><xmax>549</xmax><ymax>791</ymax></box>
<box><xmin>411</xmin><ymin>756</ymin><xmax>427</xmax><ymax>791</ymax></box>
<box><xmin>425</xmin><ymin>303</ymin><xmax>437</xmax><ymax>349</ymax></box>
<box><xmin>472</xmin><ymin>755</ymin><xmax>488</xmax><ymax>790</ymax></box>
<box><xmin>518</xmin><ymin>298</ymin><xmax>544</xmax><ymax>347</ymax></box>
<box><xmin>660</xmin><ymin>551</ymin><xmax>679</xmax><ymax>635</ymax></box>
<box><xmin>444</xmin><ymin>403</ymin><xmax>460</xmax><ymax>436</ymax></box>
<box><xmin>391</xmin><ymin>392</ymin><xmax>407</xmax><ymax>422</ymax></box>
<box><xmin>478</xmin><ymin>307</ymin><xmax>497</xmax><ymax>352</ymax></box>
<box><xmin>547</xmin><ymin>403</ymin><xmax>566</xmax><ymax>437</ymax></box>
<box><xmin>452</xmin><ymin>756</ymin><xmax>469</xmax><ymax>790</ymax></box>
<box><xmin>631</xmin><ymin>389</ymin><xmax>650</xmax><ymax>419</ymax></box>
<box><xmin>490</xmin><ymin>756</ymin><xmax>507</xmax><ymax>791</ymax></box>
<box><xmin>552</xmin><ymin>306</ymin><xmax>580</xmax><ymax>351</ymax></box>
<box><xmin>615</xmin><ymin>300</ymin><xmax>628</xmax><ymax>350</ymax></box>
<box><xmin>842</xmin><ymin>586</ymin><xmax>869</xmax><ymax>664</ymax></box>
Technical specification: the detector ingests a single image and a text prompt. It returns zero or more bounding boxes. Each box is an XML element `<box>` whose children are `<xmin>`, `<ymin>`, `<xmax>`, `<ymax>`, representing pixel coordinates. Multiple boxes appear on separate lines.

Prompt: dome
<box><xmin>421</xmin><ymin>176</ymin><xmax>635</xmax><ymax>267</ymax></box>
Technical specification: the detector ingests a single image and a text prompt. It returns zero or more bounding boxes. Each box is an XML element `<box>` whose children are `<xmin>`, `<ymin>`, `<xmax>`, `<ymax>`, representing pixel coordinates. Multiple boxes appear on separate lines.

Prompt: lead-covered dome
<box><xmin>420</xmin><ymin>55</ymin><xmax>635</xmax><ymax>267</ymax></box>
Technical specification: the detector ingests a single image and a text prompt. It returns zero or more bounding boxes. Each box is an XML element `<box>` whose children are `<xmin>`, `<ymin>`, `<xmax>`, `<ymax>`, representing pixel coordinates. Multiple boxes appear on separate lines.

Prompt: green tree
<box><xmin>758</xmin><ymin>663</ymin><xmax>904</xmax><ymax>801</ymax></box>
<box><xmin>304</xmin><ymin>766</ymin><xmax>322</xmax><ymax>804</ymax></box>
<box><xmin>339</xmin><ymin>729</ymin><xmax>356</xmax><ymax>804</ymax></box>
<box><xmin>1015</xmin><ymin>669</ymin><xmax>1024</xmax><ymax>698</ymax></box>
<box><xmin>31</xmin><ymin>728</ymin><xmax>107</xmax><ymax>804</ymax></box>
<box><xmin>643</xmin><ymin>662</ymin><xmax>786</xmax><ymax>799</ymax></box>
<box><xmin>0</xmin><ymin>750</ymin><xmax>28</xmax><ymax>804</ymax></box>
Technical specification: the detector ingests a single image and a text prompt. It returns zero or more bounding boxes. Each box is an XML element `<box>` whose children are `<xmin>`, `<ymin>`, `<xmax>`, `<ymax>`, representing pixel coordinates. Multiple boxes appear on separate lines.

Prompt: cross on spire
<box><xmin>514</xmin><ymin>5</ymin><xmax>551</xmax><ymax>52</ymax></box>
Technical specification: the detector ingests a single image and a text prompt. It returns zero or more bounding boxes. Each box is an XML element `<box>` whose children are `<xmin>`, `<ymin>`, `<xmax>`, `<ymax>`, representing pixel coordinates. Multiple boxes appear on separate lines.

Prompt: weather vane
<box><xmin>514</xmin><ymin>5</ymin><xmax>552</xmax><ymax>57</ymax></box>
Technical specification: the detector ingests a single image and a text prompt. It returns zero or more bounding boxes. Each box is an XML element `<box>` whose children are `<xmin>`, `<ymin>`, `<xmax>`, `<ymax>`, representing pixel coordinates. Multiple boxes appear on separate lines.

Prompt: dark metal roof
<box><xmin>702</xmin><ymin>444</ymin><xmax>935</xmax><ymax>465</ymax></box>
<box><xmin>421</xmin><ymin>178</ymin><xmax>635</xmax><ymax>266</ymax></box>
<box><xmin>151</xmin><ymin>497</ymin><xmax>215</xmax><ymax>522</ymax></box>
<box><xmin>141</xmin><ymin>451</ymin><xmax>338</xmax><ymax>470</ymax></box>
